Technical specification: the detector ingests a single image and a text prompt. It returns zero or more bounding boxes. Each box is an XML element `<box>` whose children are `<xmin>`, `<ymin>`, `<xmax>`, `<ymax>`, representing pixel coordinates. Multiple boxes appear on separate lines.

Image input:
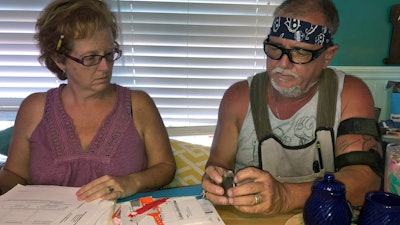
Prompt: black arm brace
<box><xmin>335</xmin><ymin>118</ymin><xmax>383</xmax><ymax>177</ymax></box>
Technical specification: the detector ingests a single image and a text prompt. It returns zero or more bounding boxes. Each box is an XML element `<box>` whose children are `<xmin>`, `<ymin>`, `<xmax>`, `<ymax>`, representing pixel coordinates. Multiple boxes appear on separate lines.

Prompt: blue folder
<box><xmin>117</xmin><ymin>184</ymin><xmax>202</xmax><ymax>203</ymax></box>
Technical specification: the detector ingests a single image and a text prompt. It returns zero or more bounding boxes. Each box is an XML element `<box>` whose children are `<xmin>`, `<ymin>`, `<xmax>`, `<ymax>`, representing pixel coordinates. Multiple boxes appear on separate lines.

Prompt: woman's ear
<box><xmin>323</xmin><ymin>45</ymin><xmax>339</xmax><ymax>68</ymax></box>
<box><xmin>51</xmin><ymin>54</ymin><xmax>66</xmax><ymax>71</ymax></box>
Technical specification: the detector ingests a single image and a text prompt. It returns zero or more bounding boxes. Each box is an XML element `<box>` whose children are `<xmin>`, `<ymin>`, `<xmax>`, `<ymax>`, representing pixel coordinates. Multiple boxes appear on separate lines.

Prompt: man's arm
<box><xmin>333</xmin><ymin>75</ymin><xmax>382</xmax><ymax>206</ymax></box>
<box><xmin>202</xmin><ymin>80</ymin><xmax>250</xmax><ymax>204</ymax></box>
<box><xmin>207</xmin><ymin>80</ymin><xmax>250</xmax><ymax>169</ymax></box>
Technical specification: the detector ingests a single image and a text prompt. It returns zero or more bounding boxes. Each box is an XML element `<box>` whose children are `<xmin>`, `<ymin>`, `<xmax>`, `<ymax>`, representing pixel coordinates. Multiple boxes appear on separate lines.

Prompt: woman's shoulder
<box><xmin>128</xmin><ymin>89</ymin><xmax>157</xmax><ymax>113</ymax></box>
<box><xmin>129</xmin><ymin>89</ymin><xmax>152</xmax><ymax>101</ymax></box>
<box><xmin>116</xmin><ymin>85</ymin><xmax>150</xmax><ymax>98</ymax></box>
<box><xmin>20</xmin><ymin>92</ymin><xmax>47</xmax><ymax>110</ymax></box>
<box><xmin>15</xmin><ymin>92</ymin><xmax>47</xmax><ymax>136</ymax></box>
<box><xmin>23</xmin><ymin>85</ymin><xmax>62</xmax><ymax>105</ymax></box>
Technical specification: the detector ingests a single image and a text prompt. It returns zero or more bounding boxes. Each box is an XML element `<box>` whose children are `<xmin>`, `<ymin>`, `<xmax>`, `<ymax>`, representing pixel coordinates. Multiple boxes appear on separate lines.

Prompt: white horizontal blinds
<box><xmin>0</xmin><ymin>0</ymin><xmax>59</xmax><ymax>122</ymax></box>
<box><xmin>0</xmin><ymin>0</ymin><xmax>129</xmax><ymax>121</ymax></box>
<box><xmin>0</xmin><ymin>0</ymin><xmax>282</xmax><ymax>127</ymax></box>
<box><xmin>115</xmin><ymin>0</ymin><xmax>280</xmax><ymax>127</ymax></box>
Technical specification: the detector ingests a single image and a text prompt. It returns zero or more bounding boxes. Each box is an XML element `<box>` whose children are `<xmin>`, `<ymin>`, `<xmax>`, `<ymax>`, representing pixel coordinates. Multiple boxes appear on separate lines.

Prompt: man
<box><xmin>201</xmin><ymin>0</ymin><xmax>382</xmax><ymax>215</ymax></box>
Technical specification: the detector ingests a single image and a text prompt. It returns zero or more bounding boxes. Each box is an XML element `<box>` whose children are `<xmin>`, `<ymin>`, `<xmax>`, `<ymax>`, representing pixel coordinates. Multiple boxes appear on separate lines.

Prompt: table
<box><xmin>216</xmin><ymin>205</ymin><xmax>297</xmax><ymax>225</ymax></box>
<box><xmin>119</xmin><ymin>185</ymin><xmax>299</xmax><ymax>225</ymax></box>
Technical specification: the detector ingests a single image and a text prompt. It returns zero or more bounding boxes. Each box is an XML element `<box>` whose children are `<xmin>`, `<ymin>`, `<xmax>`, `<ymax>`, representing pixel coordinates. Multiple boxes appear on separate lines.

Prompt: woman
<box><xmin>0</xmin><ymin>0</ymin><xmax>176</xmax><ymax>201</ymax></box>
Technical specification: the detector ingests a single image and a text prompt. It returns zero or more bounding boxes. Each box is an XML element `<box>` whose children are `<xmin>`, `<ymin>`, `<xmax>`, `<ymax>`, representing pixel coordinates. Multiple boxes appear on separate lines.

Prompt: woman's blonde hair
<box><xmin>34</xmin><ymin>0</ymin><xmax>119</xmax><ymax>80</ymax></box>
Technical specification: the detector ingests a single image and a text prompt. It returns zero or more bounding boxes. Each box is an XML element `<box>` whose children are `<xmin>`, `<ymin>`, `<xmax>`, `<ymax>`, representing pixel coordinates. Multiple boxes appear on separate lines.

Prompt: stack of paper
<box><xmin>0</xmin><ymin>184</ymin><xmax>114</xmax><ymax>225</ymax></box>
<box><xmin>114</xmin><ymin>196</ymin><xmax>225</xmax><ymax>225</ymax></box>
<box><xmin>0</xmin><ymin>184</ymin><xmax>226</xmax><ymax>225</ymax></box>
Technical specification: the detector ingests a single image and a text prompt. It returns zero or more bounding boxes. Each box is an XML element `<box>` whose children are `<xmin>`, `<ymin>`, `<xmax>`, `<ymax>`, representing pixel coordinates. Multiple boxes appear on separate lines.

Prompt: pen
<box><xmin>317</xmin><ymin>141</ymin><xmax>324</xmax><ymax>169</ymax></box>
<box><xmin>128</xmin><ymin>197</ymin><xmax>168</xmax><ymax>218</ymax></box>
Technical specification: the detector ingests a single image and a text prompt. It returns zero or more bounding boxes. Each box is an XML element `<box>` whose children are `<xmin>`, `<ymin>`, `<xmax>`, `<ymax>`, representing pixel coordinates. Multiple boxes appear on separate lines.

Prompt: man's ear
<box><xmin>323</xmin><ymin>45</ymin><xmax>339</xmax><ymax>67</ymax></box>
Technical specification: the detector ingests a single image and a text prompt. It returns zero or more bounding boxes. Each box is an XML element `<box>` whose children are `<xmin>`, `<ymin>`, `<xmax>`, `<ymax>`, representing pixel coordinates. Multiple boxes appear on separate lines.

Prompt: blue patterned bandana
<box><xmin>269</xmin><ymin>16</ymin><xmax>333</xmax><ymax>46</ymax></box>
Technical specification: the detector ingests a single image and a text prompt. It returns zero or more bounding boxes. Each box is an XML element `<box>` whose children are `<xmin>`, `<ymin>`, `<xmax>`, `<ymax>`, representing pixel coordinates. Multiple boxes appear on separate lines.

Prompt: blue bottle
<box><xmin>303</xmin><ymin>174</ymin><xmax>352</xmax><ymax>225</ymax></box>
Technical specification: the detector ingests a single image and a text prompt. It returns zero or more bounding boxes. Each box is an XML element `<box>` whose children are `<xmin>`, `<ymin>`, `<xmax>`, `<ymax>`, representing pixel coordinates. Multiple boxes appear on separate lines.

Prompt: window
<box><xmin>0</xmin><ymin>0</ymin><xmax>282</xmax><ymax>131</ymax></box>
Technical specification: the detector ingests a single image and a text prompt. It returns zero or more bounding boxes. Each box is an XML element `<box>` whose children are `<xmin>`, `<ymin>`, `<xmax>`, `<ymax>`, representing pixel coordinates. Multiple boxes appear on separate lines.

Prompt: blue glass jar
<box><xmin>303</xmin><ymin>174</ymin><xmax>352</xmax><ymax>225</ymax></box>
<box><xmin>358</xmin><ymin>191</ymin><xmax>400</xmax><ymax>225</ymax></box>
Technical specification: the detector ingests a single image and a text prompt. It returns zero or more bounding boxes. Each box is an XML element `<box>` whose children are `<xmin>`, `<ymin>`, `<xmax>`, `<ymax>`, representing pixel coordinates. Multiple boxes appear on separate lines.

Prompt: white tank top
<box><xmin>235</xmin><ymin>68</ymin><xmax>345</xmax><ymax>172</ymax></box>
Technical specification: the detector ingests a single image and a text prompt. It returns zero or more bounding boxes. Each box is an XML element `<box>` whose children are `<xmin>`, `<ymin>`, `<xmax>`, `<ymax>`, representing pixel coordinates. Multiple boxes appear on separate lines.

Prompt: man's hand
<box><xmin>201</xmin><ymin>165</ymin><xmax>232</xmax><ymax>205</ymax></box>
<box><xmin>227</xmin><ymin>167</ymin><xmax>289</xmax><ymax>215</ymax></box>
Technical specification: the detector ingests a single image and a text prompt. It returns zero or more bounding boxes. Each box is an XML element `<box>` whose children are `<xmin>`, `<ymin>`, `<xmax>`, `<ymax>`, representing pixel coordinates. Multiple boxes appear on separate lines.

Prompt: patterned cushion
<box><xmin>164</xmin><ymin>139</ymin><xmax>210</xmax><ymax>188</ymax></box>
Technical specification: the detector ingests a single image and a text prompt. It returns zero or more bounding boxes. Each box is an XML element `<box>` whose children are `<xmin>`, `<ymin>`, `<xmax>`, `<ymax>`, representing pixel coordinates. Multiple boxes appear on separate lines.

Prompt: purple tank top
<box><xmin>29</xmin><ymin>84</ymin><xmax>147</xmax><ymax>187</ymax></box>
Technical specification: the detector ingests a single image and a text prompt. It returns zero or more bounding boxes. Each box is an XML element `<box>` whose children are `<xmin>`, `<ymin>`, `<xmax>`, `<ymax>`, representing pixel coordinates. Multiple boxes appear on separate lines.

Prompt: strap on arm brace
<box><xmin>335</xmin><ymin>150</ymin><xmax>383</xmax><ymax>178</ymax></box>
<box><xmin>337</xmin><ymin>117</ymin><xmax>380</xmax><ymax>139</ymax></box>
<box><xmin>336</xmin><ymin>118</ymin><xmax>383</xmax><ymax>177</ymax></box>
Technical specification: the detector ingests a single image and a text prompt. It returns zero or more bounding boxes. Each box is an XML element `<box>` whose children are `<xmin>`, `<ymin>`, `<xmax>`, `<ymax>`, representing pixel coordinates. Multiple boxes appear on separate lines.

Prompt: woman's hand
<box><xmin>76</xmin><ymin>175</ymin><xmax>133</xmax><ymax>202</ymax></box>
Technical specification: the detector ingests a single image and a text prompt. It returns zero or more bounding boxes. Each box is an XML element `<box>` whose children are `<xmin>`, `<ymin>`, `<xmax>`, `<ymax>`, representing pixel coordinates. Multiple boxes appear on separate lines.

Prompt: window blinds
<box><xmin>0</xmin><ymin>0</ymin><xmax>282</xmax><ymax>129</ymax></box>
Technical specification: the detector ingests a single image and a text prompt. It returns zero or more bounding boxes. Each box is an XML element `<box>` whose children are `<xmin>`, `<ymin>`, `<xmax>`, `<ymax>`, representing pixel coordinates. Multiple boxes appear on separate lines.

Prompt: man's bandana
<box><xmin>269</xmin><ymin>16</ymin><xmax>333</xmax><ymax>46</ymax></box>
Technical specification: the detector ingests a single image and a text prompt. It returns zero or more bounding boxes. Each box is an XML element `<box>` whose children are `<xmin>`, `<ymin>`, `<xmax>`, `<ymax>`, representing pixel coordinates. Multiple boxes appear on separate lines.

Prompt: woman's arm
<box><xmin>0</xmin><ymin>93</ymin><xmax>45</xmax><ymax>194</ymax></box>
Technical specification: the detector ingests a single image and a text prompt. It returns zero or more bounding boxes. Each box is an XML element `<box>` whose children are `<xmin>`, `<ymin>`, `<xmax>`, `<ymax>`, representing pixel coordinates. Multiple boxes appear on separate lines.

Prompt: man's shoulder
<box><xmin>225</xmin><ymin>80</ymin><xmax>250</xmax><ymax>98</ymax></box>
<box><xmin>340</xmin><ymin>74</ymin><xmax>374</xmax><ymax>112</ymax></box>
<box><xmin>221</xmin><ymin>80</ymin><xmax>250</xmax><ymax>113</ymax></box>
<box><xmin>343</xmin><ymin>73</ymin><xmax>364</xmax><ymax>82</ymax></box>
<box><xmin>342</xmin><ymin>74</ymin><xmax>370</xmax><ymax>90</ymax></box>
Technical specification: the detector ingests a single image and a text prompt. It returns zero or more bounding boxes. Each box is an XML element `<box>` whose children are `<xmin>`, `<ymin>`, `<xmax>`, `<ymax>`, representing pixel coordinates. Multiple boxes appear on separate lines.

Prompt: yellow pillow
<box><xmin>165</xmin><ymin>139</ymin><xmax>210</xmax><ymax>188</ymax></box>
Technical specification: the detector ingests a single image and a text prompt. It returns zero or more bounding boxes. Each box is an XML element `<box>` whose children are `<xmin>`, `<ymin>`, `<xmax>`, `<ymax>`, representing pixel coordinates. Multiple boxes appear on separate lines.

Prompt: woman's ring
<box><xmin>254</xmin><ymin>193</ymin><xmax>261</xmax><ymax>205</ymax></box>
<box><xmin>107</xmin><ymin>186</ymin><xmax>114</xmax><ymax>193</ymax></box>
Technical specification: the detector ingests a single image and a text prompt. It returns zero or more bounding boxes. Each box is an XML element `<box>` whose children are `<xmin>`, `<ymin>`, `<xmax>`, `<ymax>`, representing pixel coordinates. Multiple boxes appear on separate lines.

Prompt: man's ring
<box><xmin>107</xmin><ymin>186</ymin><xmax>114</xmax><ymax>193</ymax></box>
<box><xmin>201</xmin><ymin>189</ymin><xmax>207</xmax><ymax>199</ymax></box>
<box><xmin>254</xmin><ymin>193</ymin><xmax>261</xmax><ymax>205</ymax></box>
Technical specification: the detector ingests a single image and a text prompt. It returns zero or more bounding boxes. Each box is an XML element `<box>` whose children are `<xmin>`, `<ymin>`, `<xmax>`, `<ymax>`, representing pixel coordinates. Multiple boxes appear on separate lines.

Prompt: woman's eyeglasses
<box><xmin>63</xmin><ymin>48</ymin><xmax>122</xmax><ymax>66</ymax></box>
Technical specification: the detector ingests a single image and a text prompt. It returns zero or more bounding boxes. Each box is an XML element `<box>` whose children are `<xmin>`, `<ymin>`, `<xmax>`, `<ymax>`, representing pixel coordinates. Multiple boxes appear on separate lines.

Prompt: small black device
<box><xmin>221</xmin><ymin>170</ymin><xmax>235</xmax><ymax>197</ymax></box>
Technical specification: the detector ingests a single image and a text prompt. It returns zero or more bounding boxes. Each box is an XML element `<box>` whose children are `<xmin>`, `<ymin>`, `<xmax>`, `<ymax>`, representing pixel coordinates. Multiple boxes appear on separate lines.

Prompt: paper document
<box><xmin>0</xmin><ymin>184</ymin><xmax>114</xmax><ymax>225</ymax></box>
<box><xmin>119</xmin><ymin>196</ymin><xmax>225</xmax><ymax>225</ymax></box>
